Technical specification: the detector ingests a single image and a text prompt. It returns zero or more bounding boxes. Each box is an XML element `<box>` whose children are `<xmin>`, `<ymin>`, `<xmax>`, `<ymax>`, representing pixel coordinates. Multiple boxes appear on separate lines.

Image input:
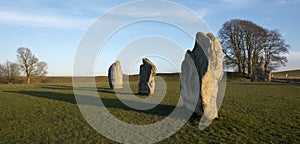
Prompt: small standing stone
<box><xmin>108</xmin><ymin>60</ymin><xmax>123</xmax><ymax>89</ymax></box>
<box><xmin>138</xmin><ymin>58</ymin><xmax>157</xmax><ymax>95</ymax></box>
<box><xmin>251</xmin><ymin>68</ymin><xmax>272</xmax><ymax>82</ymax></box>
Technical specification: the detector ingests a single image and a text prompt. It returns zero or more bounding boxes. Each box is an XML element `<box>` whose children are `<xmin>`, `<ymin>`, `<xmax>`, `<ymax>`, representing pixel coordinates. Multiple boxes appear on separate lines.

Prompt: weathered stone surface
<box><xmin>138</xmin><ymin>58</ymin><xmax>157</xmax><ymax>95</ymax></box>
<box><xmin>251</xmin><ymin>68</ymin><xmax>272</xmax><ymax>82</ymax></box>
<box><xmin>108</xmin><ymin>60</ymin><xmax>123</xmax><ymax>89</ymax></box>
<box><xmin>180</xmin><ymin>32</ymin><xmax>223</xmax><ymax>120</ymax></box>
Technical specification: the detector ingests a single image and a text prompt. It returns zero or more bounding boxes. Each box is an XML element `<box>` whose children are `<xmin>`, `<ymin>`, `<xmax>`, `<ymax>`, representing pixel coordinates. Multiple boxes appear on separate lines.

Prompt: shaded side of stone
<box><xmin>108</xmin><ymin>60</ymin><xmax>123</xmax><ymax>89</ymax></box>
<box><xmin>138</xmin><ymin>58</ymin><xmax>157</xmax><ymax>95</ymax></box>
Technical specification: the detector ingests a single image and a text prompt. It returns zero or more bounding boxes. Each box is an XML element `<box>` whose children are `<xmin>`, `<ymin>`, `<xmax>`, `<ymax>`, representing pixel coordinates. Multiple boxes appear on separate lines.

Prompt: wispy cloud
<box><xmin>189</xmin><ymin>0</ymin><xmax>261</xmax><ymax>18</ymax></box>
<box><xmin>0</xmin><ymin>1</ymin><xmax>207</xmax><ymax>30</ymax></box>
<box><xmin>0</xmin><ymin>10</ymin><xmax>94</xmax><ymax>29</ymax></box>
<box><xmin>277</xmin><ymin>0</ymin><xmax>300</xmax><ymax>5</ymax></box>
<box><xmin>106</xmin><ymin>4</ymin><xmax>206</xmax><ymax>23</ymax></box>
<box><xmin>194</xmin><ymin>8</ymin><xmax>210</xmax><ymax>18</ymax></box>
<box><xmin>218</xmin><ymin>0</ymin><xmax>260</xmax><ymax>8</ymax></box>
<box><xmin>279</xmin><ymin>0</ymin><xmax>288</xmax><ymax>4</ymax></box>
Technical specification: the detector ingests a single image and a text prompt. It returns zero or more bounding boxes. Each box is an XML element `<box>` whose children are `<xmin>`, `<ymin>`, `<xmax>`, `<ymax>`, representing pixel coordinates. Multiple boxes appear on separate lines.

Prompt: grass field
<box><xmin>0</xmin><ymin>77</ymin><xmax>299</xmax><ymax>143</ymax></box>
<box><xmin>274</xmin><ymin>69</ymin><xmax>300</xmax><ymax>77</ymax></box>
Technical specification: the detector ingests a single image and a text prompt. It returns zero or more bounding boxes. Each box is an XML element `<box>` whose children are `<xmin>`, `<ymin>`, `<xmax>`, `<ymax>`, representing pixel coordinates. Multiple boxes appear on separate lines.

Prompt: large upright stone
<box><xmin>138</xmin><ymin>58</ymin><xmax>157</xmax><ymax>95</ymax></box>
<box><xmin>251</xmin><ymin>68</ymin><xmax>272</xmax><ymax>82</ymax></box>
<box><xmin>108</xmin><ymin>60</ymin><xmax>123</xmax><ymax>89</ymax></box>
<box><xmin>180</xmin><ymin>32</ymin><xmax>223</xmax><ymax>120</ymax></box>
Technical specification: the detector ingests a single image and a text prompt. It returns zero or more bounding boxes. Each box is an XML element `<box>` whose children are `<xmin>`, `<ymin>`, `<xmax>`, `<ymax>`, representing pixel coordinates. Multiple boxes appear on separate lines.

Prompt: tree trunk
<box><xmin>248</xmin><ymin>62</ymin><xmax>252</xmax><ymax>77</ymax></box>
<box><xmin>238</xmin><ymin>63</ymin><xmax>242</xmax><ymax>75</ymax></box>
<box><xmin>27</xmin><ymin>76</ymin><xmax>31</xmax><ymax>84</ymax></box>
<box><xmin>242</xmin><ymin>65</ymin><xmax>246</xmax><ymax>77</ymax></box>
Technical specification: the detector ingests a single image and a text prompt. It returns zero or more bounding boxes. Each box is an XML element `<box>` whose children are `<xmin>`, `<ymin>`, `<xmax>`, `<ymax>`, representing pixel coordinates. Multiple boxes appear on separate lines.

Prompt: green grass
<box><xmin>0</xmin><ymin>80</ymin><xmax>299</xmax><ymax>143</ymax></box>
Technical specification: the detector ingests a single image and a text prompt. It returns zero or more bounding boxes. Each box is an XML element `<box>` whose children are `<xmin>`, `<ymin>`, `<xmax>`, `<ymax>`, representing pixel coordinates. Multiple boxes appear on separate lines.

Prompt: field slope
<box><xmin>274</xmin><ymin>69</ymin><xmax>300</xmax><ymax>77</ymax></box>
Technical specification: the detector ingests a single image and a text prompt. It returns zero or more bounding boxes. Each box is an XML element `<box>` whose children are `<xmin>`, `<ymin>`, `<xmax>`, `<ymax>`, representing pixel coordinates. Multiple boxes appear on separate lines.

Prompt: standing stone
<box><xmin>138</xmin><ymin>58</ymin><xmax>157</xmax><ymax>95</ymax></box>
<box><xmin>251</xmin><ymin>68</ymin><xmax>272</xmax><ymax>82</ymax></box>
<box><xmin>108</xmin><ymin>60</ymin><xmax>123</xmax><ymax>89</ymax></box>
<box><xmin>180</xmin><ymin>32</ymin><xmax>223</xmax><ymax>120</ymax></box>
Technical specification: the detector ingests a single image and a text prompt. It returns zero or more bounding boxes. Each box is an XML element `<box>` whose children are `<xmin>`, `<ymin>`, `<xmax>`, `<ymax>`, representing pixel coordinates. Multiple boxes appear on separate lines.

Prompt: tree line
<box><xmin>218</xmin><ymin>19</ymin><xmax>289</xmax><ymax>77</ymax></box>
<box><xmin>0</xmin><ymin>47</ymin><xmax>48</xmax><ymax>84</ymax></box>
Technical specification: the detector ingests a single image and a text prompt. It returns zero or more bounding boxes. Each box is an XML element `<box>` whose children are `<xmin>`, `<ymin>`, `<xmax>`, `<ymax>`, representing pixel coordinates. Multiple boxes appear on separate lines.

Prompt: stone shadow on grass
<box><xmin>4</xmin><ymin>90</ymin><xmax>188</xmax><ymax>118</ymax></box>
<box><xmin>41</xmin><ymin>85</ymin><xmax>138</xmax><ymax>95</ymax></box>
<box><xmin>41</xmin><ymin>85</ymin><xmax>74</xmax><ymax>91</ymax></box>
<box><xmin>97</xmin><ymin>88</ymin><xmax>139</xmax><ymax>95</ymax></box>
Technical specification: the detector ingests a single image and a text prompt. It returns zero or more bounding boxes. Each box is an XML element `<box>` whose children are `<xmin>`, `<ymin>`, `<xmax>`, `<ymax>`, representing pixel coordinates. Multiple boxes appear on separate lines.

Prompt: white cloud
<box><xmin>101</xmin><ymin>1</ymin><xmax>209</xmax><ymax>23</ymax></box>
<box><xmin>219</xmin><ymin>0</ymin><xmax>260</xmax><ymax>8</ymax></box>
<box><xmin>276</xmin><ymin>51</ymin><xmax>300</xmax><ymax>71</ymax></box>
<box><xmin>0</xmin><ymin>1</ymin><xmax>209</xmax><ymax>30</ymax></box>
<box><xmin>279</xmin><ymin>0</ymin><xmax>288</xmax><ymax>4</ymax></box>
<box><xmin>263</xmin><ymin>18</ymin><xmax>272</xmax><ymax>22</ymax></box>
<box><xmin>0</xmin><ymin>10</ymin><xmax>94</xmax><ymax>29</ymax></box>
<box><xmin>194</xmin><ymin>8</ymin><xmax>210</xmax><ymax>18</ymax></box>
<box><xmin>277</xmin><ymin>0</ymin><xmax>300</xmax><ymax>4</ymax></box>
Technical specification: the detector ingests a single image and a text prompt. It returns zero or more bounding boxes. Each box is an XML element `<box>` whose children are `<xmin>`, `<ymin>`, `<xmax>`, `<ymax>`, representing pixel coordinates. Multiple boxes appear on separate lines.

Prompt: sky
<box><xmin>0</xmin><ymin>0</ymin><xmax>299</xmax><ymax>76</ymax></box>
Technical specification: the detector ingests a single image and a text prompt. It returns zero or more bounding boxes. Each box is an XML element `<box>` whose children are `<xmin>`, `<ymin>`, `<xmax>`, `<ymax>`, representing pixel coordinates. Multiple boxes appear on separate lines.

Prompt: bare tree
<box><xmin>0</xmin><ymin>63</ymin><xmax>5</xmax><ymax>83</ymax></box>
<box><xmin>263</xmin><ymin>29</ymin><xmax>289</xmax><ymax>71</ymax></box>
<box><xmin>218</xmin><ymin>19</ymin><xmax>289</xmax><ymax>77</ymax></box>
<box><xmin>0</xmin><ymin>61</ymin><xmax>20</xmax><ymax>84</ymax></box>
<box><xmin>17</xmin><ymin>47</ymin><xmax>48</xmax><ymax>84</ymax></box>
<box><xmin>218</xmin><ymin>19</ymin><xmax>245</xmax><ymax>75</ymax></box>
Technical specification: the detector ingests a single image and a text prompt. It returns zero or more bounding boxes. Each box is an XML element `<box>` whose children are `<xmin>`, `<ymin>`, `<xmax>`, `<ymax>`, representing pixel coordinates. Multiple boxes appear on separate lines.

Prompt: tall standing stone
<box><xmin>180</xmin><ymin>32</ymin><xmax>223</xmax><ymax>120</ymax></box>
<box><xmin>138</xmin><ymin>58</ymin><xmax>157</xmax><ymax>95</ymax></box>
<box><xmin>108</xmin><ymin>60</ymin><xmax>123</xmax><ymax>89</ymax></box>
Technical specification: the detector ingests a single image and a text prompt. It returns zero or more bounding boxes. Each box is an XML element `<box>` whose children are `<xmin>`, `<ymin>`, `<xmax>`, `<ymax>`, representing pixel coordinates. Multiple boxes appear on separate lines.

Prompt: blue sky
<box><xmin>0</xmin><ymin>0</ymin><xmax>299</xmax><ymax>76</ymax></box>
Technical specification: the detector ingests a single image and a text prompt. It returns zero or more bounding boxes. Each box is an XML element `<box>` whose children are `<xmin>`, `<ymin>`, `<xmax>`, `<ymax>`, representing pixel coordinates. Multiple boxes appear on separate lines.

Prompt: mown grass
<box><xmin>0</xmin><ymin>79</ymin><xmax>299</xmax><ymax>143</ymax></box>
